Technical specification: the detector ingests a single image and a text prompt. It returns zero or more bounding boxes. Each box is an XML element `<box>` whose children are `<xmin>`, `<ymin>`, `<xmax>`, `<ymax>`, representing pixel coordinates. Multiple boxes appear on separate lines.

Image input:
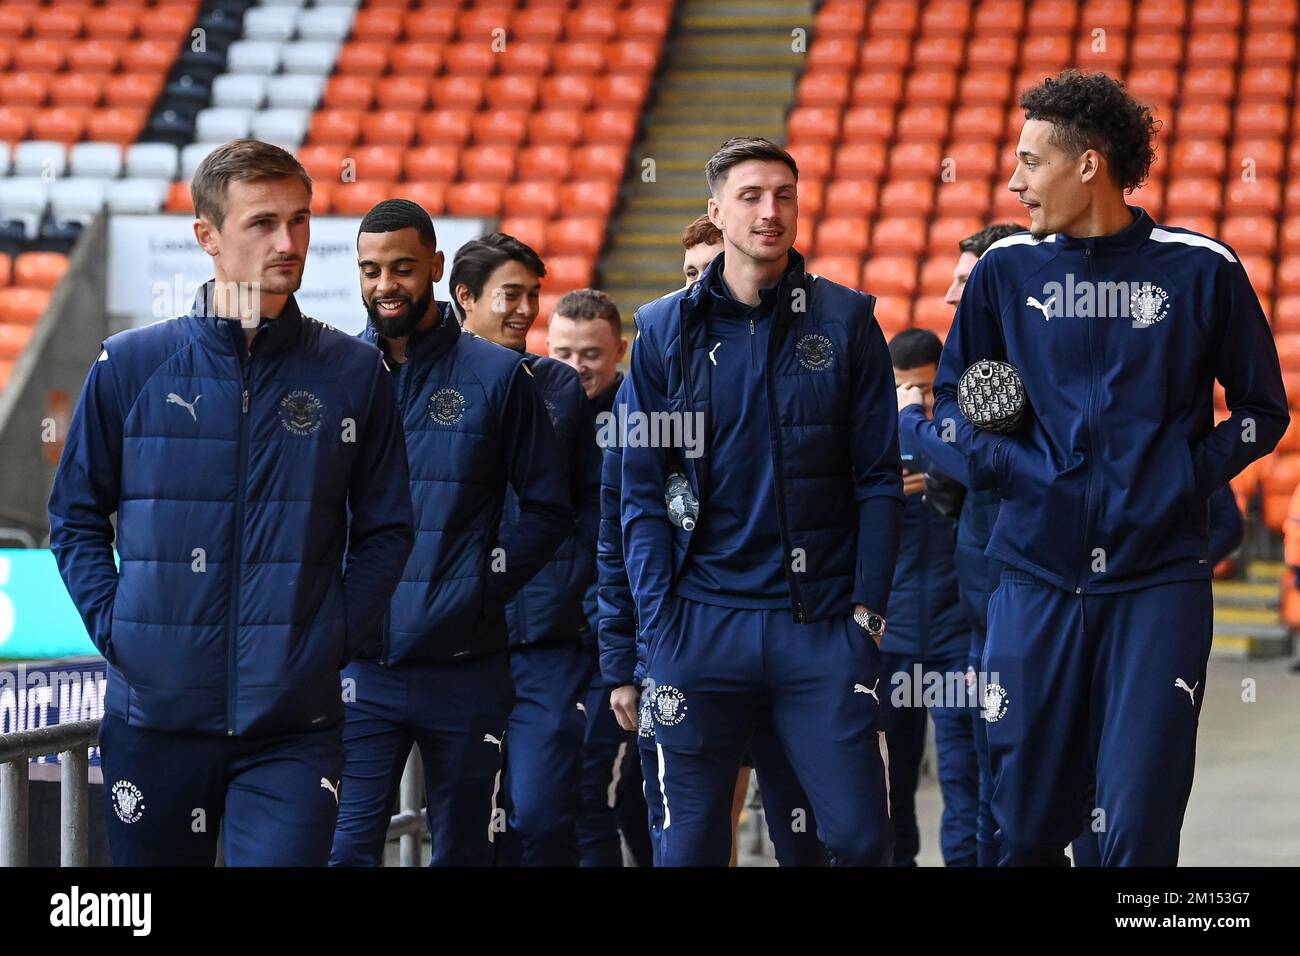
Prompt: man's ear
<box><xmin>193</xmin><ymin>217</ymin><xmax>219</xmax><ymax>258</ymax></box>
<box><xmin>430</xmin><ymin>250</ymin><xmax>445</xmax><ymax>284</ymax></box>
<box><xmin>1079</xmin><ymin>148</ymin><xmax>1103</xmax><ymax>185</ymax></box>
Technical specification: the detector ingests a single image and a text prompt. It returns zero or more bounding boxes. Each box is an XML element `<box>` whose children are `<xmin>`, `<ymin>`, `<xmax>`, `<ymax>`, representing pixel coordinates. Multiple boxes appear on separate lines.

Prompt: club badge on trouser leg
<box><xmin>958</xmin><ymin>359</ymin><xmax>1028</xmax><ymax>434</ymax></box>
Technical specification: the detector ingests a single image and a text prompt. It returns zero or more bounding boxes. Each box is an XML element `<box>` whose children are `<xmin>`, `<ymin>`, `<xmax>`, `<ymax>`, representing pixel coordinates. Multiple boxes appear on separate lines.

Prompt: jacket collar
<box><xmin>361</xmin><ymin>300</ymin><xmax>461</xmax><ymax>364</ymax></box>
<box><xmin>591</xmin><ymin>371</ymin><xmax>623</xmax><ymax>416</ymax></box>
<box><xmin>189</xmin><ymin>279</ymin><xmax>303</xmax><ymax>358</ymax></box>
<box><xmin>686</xmin><ymin>248</ymin><xmax>810</xmax><ymax>328</ymax></box>
<box><xmin>1052</xmin><ymin>205</ymin><xmax>1155</xmax><ymax>253</ymax></box>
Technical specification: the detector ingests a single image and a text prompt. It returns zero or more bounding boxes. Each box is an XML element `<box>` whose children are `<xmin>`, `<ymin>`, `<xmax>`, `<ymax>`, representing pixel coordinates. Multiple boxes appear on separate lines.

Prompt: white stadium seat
<box><xmin>226</xmin><ymin>40</ymin><xmax>282</xmax><ymax>76</ymax></box>
<box><xmin>212</xmin><ymin>74</ymin><xmax>268</xmax><ymax>110</ymax></box>
<box><xmin>250</xmin><ymin>108</ymin><xmax>311</xmax><ymax>148</ymax></box>
<box><xmin>69</xmin><ymin>142</ymin><xmax>124</xmax><ymax>179</ymax></box>
<box><xmin>279</xmin><ymin>41</ymin><xmax>340</xmax><ymax>77</ymax></box>
<box><xmin>244</xmin><ymin>6</ymin><xmax>298</xmax><ymax>43</ymax></box>
<box><xmin>266</xmin><ymin>74</ymin><xmax>324</xmax><ymax>110</ymax></box>
<box><xmin>296</xmin><ymin>6</ymin><xmax>355</xmax><ymax>43</ymax></box>
<box><xmin>105</xmin><ymin>179</ymin><xmax>171</xmax><ymax>215</ymax></box>
<box><xmin>125</xmin><ymin>142</ymin><xmax>179</xmax><ymax>181</ymax></box>
<box><xmin>49</xmin><ymin>178</ymin><xmax>107</xmax><ymax>223</ymax></box>
<box><xmin>195</xmin><ymin>107</ymin><xmax>253</xmax><ymax>143</ymax></box>
<box><xmin>13</xmin><ymin>141</ymin><xmax>67</xmax><ymax>178</ymax></box>
<box><xmin>180</xmin><ymin>142</ymin><xmax>223</xmax><ymax>181</ymax></box>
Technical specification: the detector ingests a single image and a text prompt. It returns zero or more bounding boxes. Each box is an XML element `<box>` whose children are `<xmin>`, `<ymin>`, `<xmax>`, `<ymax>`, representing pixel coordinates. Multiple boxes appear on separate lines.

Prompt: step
<box><xmin>644</xmin><ymin>122</ymin><xmax>787</xmax><ymax>138</ymax></box>
<box><xmin>1210</xmin><ymin>632</ymin><xmax>1293</xmax><ymax>659</ymax></box>
<box><xmin>670</xmin><ymin>52</ymin><xmax>807</xmax><ymax>69</ymax></box>
<box><xmin>624</xmin><ymin>195</ymin><xmax>712</xmax><ymax>212</ymax></box>
<box><xmin>669</xmin><ymin>36</ymin><xmax>809</xmax><ymax>54</ymax></box>
<box><xmin>603</xmin><ymin>268</ymin><xmax>687</xmax><ymax>286</ymax></box>
<box><xmin>605</xmin><ymin>233</ymin><xmax>692</xmax><ymax>250</ymax></box>
<box><xmin>1214</xmin><ymin>606</ymin><xmax>1282</xmax><ymax>627</ymax></box>
<box><xmin>1246</xmin><ymin>560</ymin><xmax>1287</xmax><ymax>584</ymax></box>
<box><xmin>656</xmin><ymin>88</ymin><xmax>793</xmax><ymax>106</ymax></box>
<box><xmin>615</xmin><ymin>213</ymin><xmax>705</xmax><ymax>231</ymax></box>
<box><xmin>1212</xmin><ymin>580</ymin><xmax>1281</xmax><ymax>607</ymax></box>
<box><xmin>661</xmin><ymin>70</ymin><xmax>798</xmax><ymax>92</ymax></box>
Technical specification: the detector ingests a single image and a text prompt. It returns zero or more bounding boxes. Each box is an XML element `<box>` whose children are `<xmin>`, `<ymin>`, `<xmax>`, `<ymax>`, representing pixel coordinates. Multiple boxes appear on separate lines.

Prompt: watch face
<box><xmin>867</xmin><ymin>615</ymin><xmax>884</xmax><ymax>632</ymax></box>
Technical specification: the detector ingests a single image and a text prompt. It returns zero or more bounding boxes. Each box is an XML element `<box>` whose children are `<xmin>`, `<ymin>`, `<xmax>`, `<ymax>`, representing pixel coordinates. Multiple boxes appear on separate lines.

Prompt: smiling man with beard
<box><xmin>329</xmin><ymin>202</ymin><xmax>571</xmax><ymax>867</ymax></box>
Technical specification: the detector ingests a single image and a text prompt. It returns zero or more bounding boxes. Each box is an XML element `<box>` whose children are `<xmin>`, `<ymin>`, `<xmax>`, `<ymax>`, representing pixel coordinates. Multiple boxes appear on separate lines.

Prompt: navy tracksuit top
<box><xmin>359</xmin><ymin>304</ymin><xmax>571</xmax><ymax>665</ymax></box>
<box><xmin>48</xmin><ymin>283</ymin><xmax>415</xmax><ymax>737</ymax></box>
<box><xmin>882</xmin><ymin>432</ymin><xmax>967</xmax><ymax>661</ymax></box>
<box><xmin>933</xmin><ymin>207</ymin><xmax>1288</xmax><ymax>594</ymax></box>
<box><xmin>621</xmin><ymin>249</ymin><xmax>904</xmax><ymax>647</ymax></box>
<box><xmin>502</xmin><ymin>351</ymin><xmax>601</xmax><ymax>648</ymax></box>
<box><xmin>674</xmin><ymin>273</ymin><xmax>787</xmax><ymax>606</ymax></box>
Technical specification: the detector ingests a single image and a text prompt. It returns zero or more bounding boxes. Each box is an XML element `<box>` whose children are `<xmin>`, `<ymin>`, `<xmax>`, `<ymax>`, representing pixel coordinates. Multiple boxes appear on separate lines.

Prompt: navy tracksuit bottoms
<box><xmin>496</xmin><ymin>640</ymin><xmax>590</xmax><ymax>866</ymax></box>
<box><xmin>577</xmin><ymin>675</ymin><xmax>634</xmax><ymax>866</ymax></box>
<box><xmin>648</xmin><ymin>597</ymin><xmax>891</xmax><ymax>867</ymax></box>
<box><xmin>880</xmin><ymin>650</ymin><xmax>979</xmax><ymax>866</ymax></box>
<box><xmin>984</xmin><ymin>570</ymin><xmax>1214</xmax><ymax>866</ymax></box>
<box><xmin>98</xmin><ymin>713</ymin><xmax>344</xmax><ymax>866</ymax></box>
<box><xmin>329</xmin><ymin>654</ymin><xmax>513</xmax><ymax>867</ymax></box>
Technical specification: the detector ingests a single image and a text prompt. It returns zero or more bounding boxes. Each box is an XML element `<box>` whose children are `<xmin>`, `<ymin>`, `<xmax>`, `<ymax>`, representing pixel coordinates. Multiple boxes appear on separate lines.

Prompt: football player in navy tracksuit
<box><xmin>544</xmin><ymin>287</ymin><xmax>644</xmax><ymax>867</ymax></box>
<box><xmin>621</xmin><ymin>137</ymin><xmax>904</xmax><ymax>867</ymax></box>
<box><xmin>49</xmin><ymin>141</ymin><xmax>415</xmax><ymax>866</ymax></box>
<box><xmin>330</xmin><ymin>207</ymin><xmax>571</xmax><ymax>867</ymax></box>
<box><xmin>883</xmin><ymin>329</ymin><xmax>979</xmax><ymax>867</ymax></box>
<box><xmin>932</xmin><ymin>72</ymin><xmax>1288</xmax><ymax>866</ymax></box>
<box><xmin>449</xmin><ymin>234</ymin><xmax>601</xmax><ymax>867</ymax></box>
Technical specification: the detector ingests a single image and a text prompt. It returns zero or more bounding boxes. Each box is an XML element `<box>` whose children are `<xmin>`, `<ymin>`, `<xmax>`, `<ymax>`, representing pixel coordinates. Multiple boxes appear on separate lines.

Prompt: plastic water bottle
<box><xmin>665</xmin><ymin>473</ymin><xmax>698</xmax><ymax>531</ymax></box>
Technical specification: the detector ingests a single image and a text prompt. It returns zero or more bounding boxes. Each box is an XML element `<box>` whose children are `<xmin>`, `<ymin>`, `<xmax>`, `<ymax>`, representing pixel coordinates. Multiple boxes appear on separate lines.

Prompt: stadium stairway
<box><xmin>598</xmin><ymin>0</ymin><xmax>813</xmax><ymax>322</ymax></box>
<box><xmin>1213</xmin><ymin>559</ymin><xmax>1294</xmax><ymax>658</ymax></box>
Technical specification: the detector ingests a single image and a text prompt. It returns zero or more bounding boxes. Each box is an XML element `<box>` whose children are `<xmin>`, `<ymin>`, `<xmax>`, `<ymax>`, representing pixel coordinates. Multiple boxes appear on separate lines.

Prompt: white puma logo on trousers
<box><xmin>853</xmin><ymin>680</ymin><xmax>880</xmax><ymax>702</ymax></box>
<box><xmin>1174</xmin><ymin>677</ymin><xmax>1199</xmax><ymax>706</ymax></box>
<box><xmin>320</xmin><ymin>777</ymin><xmax>339</xmax><ymax>804</ymax></box>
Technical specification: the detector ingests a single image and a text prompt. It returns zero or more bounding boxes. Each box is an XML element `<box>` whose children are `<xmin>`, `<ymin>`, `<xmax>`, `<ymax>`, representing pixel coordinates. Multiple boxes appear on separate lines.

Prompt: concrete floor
<box><xmin>741</xmin><ymin>655</ymin><xmax>1300</xmax><ymax>867</ymax></box>
<box><xmin>385</xmin><ymin>657</ymin><xmax>1300</xmax><ymax>867</ymax></box>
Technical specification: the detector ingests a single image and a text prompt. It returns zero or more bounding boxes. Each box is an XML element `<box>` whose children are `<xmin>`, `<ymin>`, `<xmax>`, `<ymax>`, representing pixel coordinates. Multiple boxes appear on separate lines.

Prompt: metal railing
<box><xmin>0</xmin><ymin>721</ymin><xmax>426</xmax><ymax>867</ymax></box>
<box><xmin>0</xmin><ymin>718</ymin><xmax>98</xmax><ymax>867</ymax></box>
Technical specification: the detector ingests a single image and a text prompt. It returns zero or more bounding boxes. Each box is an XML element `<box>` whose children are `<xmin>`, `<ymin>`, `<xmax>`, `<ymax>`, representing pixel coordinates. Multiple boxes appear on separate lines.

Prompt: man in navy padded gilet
<box><xmin>329</xmin><ymin>205</ymin><xmax>571</xmax><ymax>867</ymax></box>
<box><xmin>452</xmin><ymin>234</ymin><xmax>601</xmax><ymax>867</ymax></box>
<box><xmin>621</xmin><ymin>138</ymin><xmax>904</xmax><ymax>866</ymax></box>
<box><xmin>49</xmin><ymin>141</ymin><xmax>415</xmax><ymax>866</ymax></box>
<box><xmin>932</xmin><ymin>72</ymin><xmax>1289</xmax><ymax>865</ymax></box>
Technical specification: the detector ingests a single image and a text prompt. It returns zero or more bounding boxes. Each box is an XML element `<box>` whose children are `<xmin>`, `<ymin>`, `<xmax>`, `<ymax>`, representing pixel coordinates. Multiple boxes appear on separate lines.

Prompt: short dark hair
<box><xmin>1019</xmin><ymin>69</ymin><xmax>1160</xmax><ymax>192</ymax></box>
<box><xmin>448</xmin><ymin>232</ymin><xmax>547</xmax><ymax>305</ymax></box>
<box><xmin>553</xmin><ymin>288</ymin><xmax>621</xmax><ymax>338</ymax></box>
<box><xmin>191</xmin><ymin>139</ymin><xmax>312</xmax><ymax>229</ymax></box>
<box><xmin>889</xmin><ymin>328</ymin><xmax>943</xmax><ymax>370</ymax></box>
<box><xmin>959</xmin><ymin>223</ymin><xmax>1025</xmax><ymax>257</ymax></box>
<box><xmin>358</xmin><ymin>198</ymin><xmax>438</xmax><ymax>250</ymax></box>
<box><xmin>705</xmin><ymin>136</ymin><xmax>799</xmax><ymax>196</ymax></box>
<box><xmin>682</xmin><ymin>214</ymin><xmax>722</xmax><ymax>250</ymax></box>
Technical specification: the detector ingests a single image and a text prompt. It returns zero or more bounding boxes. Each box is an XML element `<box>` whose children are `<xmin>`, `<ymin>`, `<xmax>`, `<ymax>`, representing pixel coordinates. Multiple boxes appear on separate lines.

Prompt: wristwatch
<box><xmin>853</xmin><ymin>606</ymin><xmax>885</xmax><ymax>638</ymax></box>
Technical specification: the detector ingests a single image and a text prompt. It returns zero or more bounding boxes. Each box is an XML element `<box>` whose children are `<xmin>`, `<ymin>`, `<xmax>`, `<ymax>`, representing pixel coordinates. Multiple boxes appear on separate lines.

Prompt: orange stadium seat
<box><xmin>337</xmin><ymin>42</ymin><xmax>390</xmax><ymax>77</ymax></box>
<box><xmin>499</xmin><ymin>43</ymin><xmax>552</xmax><ymax>77</ymax></box>
<box><xmin>429</xmin><ymin>76</ymin><xmax>485</xmax><ymax>110</ymax></box>
<box><xmin>502</xmin><ymin>181</ymin><xmax>560</xmax><ymax>218</ymax></box>
<box><xmin>880</xmin><ymin>180</ymin><xmax>935</xmax><ymax>217</ymax></box>
<box><xmin>833</xmin><ymin>143</ymin><xmax>886</xmax><ymax>179</ymax></box>
<box><xmin>860</xmin><ymin>37</ymin><xmax>910</xmax><ymax>70</ymax></box>
<box><xmin>928</xmin><ymin>217</ymin><xmax>985</xmax><ymax>256</ymax></box>
<box><xmin>510</xmin><ymin>6</ymin><xmax>565</xmax><ymax>42</ymax></box>
<box><xmin>1226</xmin><ymin>179</ymin><xmax>1282</xmax><ymax>216</ymax></box>
<box><xmin>546</xmin><ymin>256</ymin><xmax>595</xmax><ymax>290</ymax></box>
<box><xmin>911</xmin><ymin>36</ymin><xmax>963</xmax><ymax>69</ymax></box>
<box><xmin>868</xmin><ymin>1</ymin><xmax>918</xmax><ymax>36</ymax></box>
<box><xmin>324</xmin><ymin>76</ymin><xmax>376</xmax><ymax>110</ymax></box>
<box><xmin>920</xmin><ymin>256</ymin><xmax>957</xmax><ymax>294</ymax></box>
<box><xmin>958</xmin><ymin>71</ymin><xmax>1012</xmax><ymax>107</ymax></box>
<box><xmin>445</xmin><ymin>181</ymin><xmax>504</xmax><ymax>217</ymax></box>
<box><xmin>1026</xmin><ymin>0</ymin><xmax>1079</xmax><ymax>33</ymax></box>
<box><xmin>863</xmin><ymin>257</ymin><xmax>918</xmax><ymax>297</ymax></box>
<box><xmin>815</xmin><ymin>218</ymin><xmax>869</xmax><ymax>257</ymax></box>
<box><xmin>1130</xmin><ymin>33</ymin><xmax>1182</xmax><ymax>68</ymax></box>
<box><xmin>787</xmin><ymin>107</ymin><xmax>841</xmax><ymax>144</ymax></box>
<box><xmin>850</xmin><ymin>70</ymin><xmax>904</xmax><ymax>107</ymax></box>
<box><xmin>376</xmin><ymin>76</ymin><xmax>431</xmax><ymax>112</ymax></box>
<box><xmin>1247</xmin><ymin>0</ymin><xmax>1299</xmax><ymax>27</ymax></box>
<box><xmin>973</xmin><ymin>0</ymin><xmax>1025</xmax><ymax>34</ymax></box>
<box><xmin>906</xmin><ymin>71</ymin><xmax>958</xmax><ymax>105</ymax></box>
<box><xmin>485</xmin><ymin>75</ymin><xmax>541</xmax><ymax>110</ymax></box>
<box><xmin>13</xmin><ymin>252</ymin><xmax>67</xmax><ymax>290</ymax></box>
<box><xmin>967</xmin><ymin>36</ymin><xmax>1018</xmax><ymax>70</ymax></box>
<box><xmin>460</xmin><ymin>144</ymin><xmax>516</xmax><ymax>182</ymax></box>
<box><xmin>873</xmin><ymin>217</ymin><xmax>928</xmax><ymax>256</ymax></box>
<box><xmin>0</xmin><ymin>287</ymin><xmax>52</xmax><ymax>325</ymax></box>
<box><xmin>529</xmin><ymin>109</ymin><xmax>583</xmax><ymax>145</ymax></box>
<box><xmin>390</xmin><ymin>43</ymin><xmax>445</xmax><ymax>77</ymax></box>
<box><xmin>809</xmin><ymin>39</ymin><xmax>859</xmax><ymax>74</ymax></box>
<box><xmin>500</xmin><ymin>216</ymin><xmax>550</xmax><ymax>255</ymax></box>
<box><xmin>414</xmin><ymin>109</ymin><xmax>474</xmax><ymax>145</ymax></box>
<box><xmin>872</xmin><ymin>298</ymin><xmax>912</xmax><ymax>336</ymax></box>
<box><xmin>824</xmin><ymin>180</ymin><xmax>878</xmax><ymax>217</ymax></box>
<box><xmin>951</xmin><ymin>106</ymin><xmax>1004</xmax><ymax>140</ymax></box>
<box><xmin>405</xmin><ymin>145</ymin><xmax>461</xmax><ymax>182</ymax></box>
<box><xmin>399</xmin><ymin>182</ymin><xmax>446</xmax><ymax>217</ymax></box>
<box><xmin>919</xmin><ymin>0</ymin><xmax>972</xmax><ymax>34</ymax></box>
<box><xmin>516</xmin><ymin>144</ymin><xmax>571</xmax><ymax>181</ymax></box>
<box><xmin>547</xmin><ymin>218</ymin><xmax>606</xmax><ymax>258</ymax></box>
<box><xmin>937</xmin><ymin>180</ymin><xmax>991</xmax><ymax>218</ymax></box>
<box><xmin>362</xmin><ymin>110</ymin><xmax>418</xmax><ymax>146</ymax></box>
<box><xmin>331</xmin><ymin>181</ymin><xmax>395</xmax><ymax>216</ymax></box>
<box><xmin>807</xmin><ymin>256</ymin><xmax>861</xmax><ymax>288</ymax></box>
<box><xmin>1244</xmin><ymin>31</ymin><xmax>1296</xmax><ymax>68</ymax></box>
<box><xmin>473</xmin><ymin>109</ymin><xmax>528</xmax><ymax>146</ymax></box>
<box><xmin>799</xmin><ymin>72</ymin><xmax>851</xmax><ymax>108</ymax></box>
<box><xmin>1221</xmin><ymin>217</ymin><xmax>1279</xmax><ymax>256</ymax></box>
<box><xmin>817</xmin><ymin>2</ymin><xmax>866</xmax><ymax>38</ymax></box>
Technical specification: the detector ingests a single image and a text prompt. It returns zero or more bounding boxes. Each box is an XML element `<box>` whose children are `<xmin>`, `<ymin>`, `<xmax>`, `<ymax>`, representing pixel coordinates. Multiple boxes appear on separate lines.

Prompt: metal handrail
<box><xmin>0</xmin><ymin>720</ymin><xmax>424</xmax><ymax>866</ymax></box>
<box><xmin>0</xmin><ymin>718</ymin><xmax>99</xmax><ymax>867</ymax></box>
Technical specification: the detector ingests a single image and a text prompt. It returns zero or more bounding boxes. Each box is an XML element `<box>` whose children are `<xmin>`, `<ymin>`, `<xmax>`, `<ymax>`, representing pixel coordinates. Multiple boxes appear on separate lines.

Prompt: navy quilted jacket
<box><xmin>48</xmin><ymin>284</ymin><xmax>414</xmax><ymax>737</ymax></box>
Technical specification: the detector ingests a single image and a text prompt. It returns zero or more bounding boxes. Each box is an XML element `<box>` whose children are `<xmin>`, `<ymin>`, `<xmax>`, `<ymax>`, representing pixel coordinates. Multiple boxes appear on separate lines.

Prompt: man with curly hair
<box><xmin>932</xmin><ymin>70</ymin><xmax>1289</xmax><ymax>866</ymax></box>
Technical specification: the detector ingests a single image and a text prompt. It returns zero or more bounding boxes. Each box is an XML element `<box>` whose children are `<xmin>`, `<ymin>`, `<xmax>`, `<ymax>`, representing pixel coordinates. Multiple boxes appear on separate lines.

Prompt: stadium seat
<box><xmin>815</xmin><ymin>217</ymin><xmax>869</xmax><ymax>257</ymax></box>
<box><xmin>873</xmin><ymin>217</ymin><xmax>928</xmax><ymax>256</ymax></box>
<box><xmin>863</xmin><ymin>257</ymin><xmax>918</xmax><ymax>297</ymax></box>
<box><xmin>851</xmin><ymin>71</ymin><xmax>903</xmax><ymax>106</ymax></box>
<box><xmin>824</xmin><ymin>180</ymin><xmax>878</xmax><ymax>218</ymax></box>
